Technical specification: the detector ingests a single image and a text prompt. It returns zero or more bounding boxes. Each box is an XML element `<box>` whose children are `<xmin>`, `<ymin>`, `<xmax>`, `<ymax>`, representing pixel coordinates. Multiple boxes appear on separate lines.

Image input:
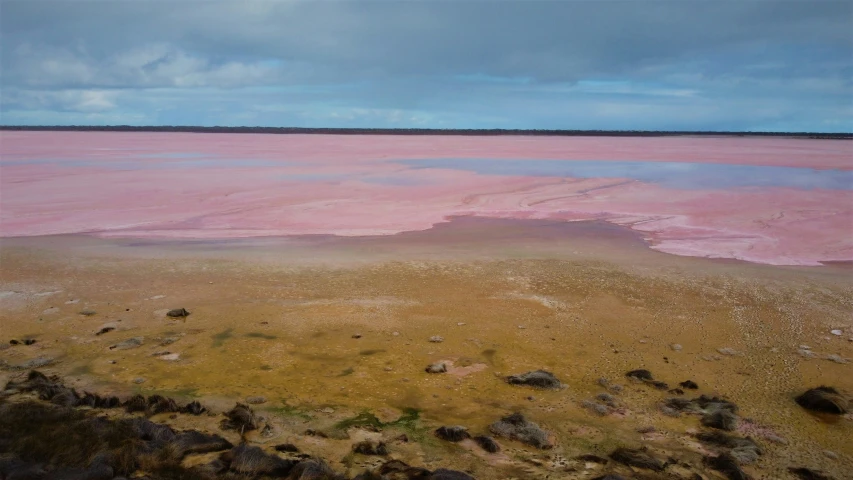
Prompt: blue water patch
<box><xmin>401</xmin><ymin>158</ymin><xmax>853</xmax><ymax>190</ymax></box>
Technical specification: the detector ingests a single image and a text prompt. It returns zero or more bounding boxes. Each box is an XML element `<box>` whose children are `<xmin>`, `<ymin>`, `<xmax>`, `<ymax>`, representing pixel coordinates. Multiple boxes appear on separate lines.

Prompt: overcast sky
<box><xmin>1</xmin><ymin>1</ymin><xmax>851</xmax><ymax>131</ymax></box>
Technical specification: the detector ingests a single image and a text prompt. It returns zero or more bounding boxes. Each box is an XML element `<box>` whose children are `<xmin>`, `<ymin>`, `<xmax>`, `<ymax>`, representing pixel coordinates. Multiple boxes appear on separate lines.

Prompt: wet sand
<box><xmin>1</xmin><ymin>218</ymin><xmax>851</xmax><ymax>479</ymax></box>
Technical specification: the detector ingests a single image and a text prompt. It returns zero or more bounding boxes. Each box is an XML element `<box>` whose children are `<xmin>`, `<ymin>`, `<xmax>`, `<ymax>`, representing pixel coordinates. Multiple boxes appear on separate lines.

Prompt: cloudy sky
<box><xmin>1</xmin><ymin>1</ymin><xmax>851</xmax><ymax>131</ymax></box>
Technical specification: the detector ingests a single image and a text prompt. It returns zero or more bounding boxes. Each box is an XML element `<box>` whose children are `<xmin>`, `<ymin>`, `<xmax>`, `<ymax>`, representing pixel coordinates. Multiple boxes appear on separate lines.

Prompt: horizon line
<box><xmin>1</xmin><ymin>125</ymin><xmax>851</xmax><ymax>139</ymax></box>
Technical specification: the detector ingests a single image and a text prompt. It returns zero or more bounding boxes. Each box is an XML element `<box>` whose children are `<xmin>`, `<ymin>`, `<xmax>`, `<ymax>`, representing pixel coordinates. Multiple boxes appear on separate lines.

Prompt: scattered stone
<box><xmin>352</xmin><ymin>333</ymin><xmax>362</xmax><ymax>339</ymax></box>
<box><xmin>158</xmin><ymin>353</ymin><xmax>180</xmax><ymax>361</ymax></box>
<box><xmin>9</xmin><ymin>339</ymin><xmax>19</xmax><ymax>345</ymax></box>
<box><xmin>823</xmin><ymin>450</ymin><xmax>838</xmax><ymax>460</ymax></box>
<box><xmin>181</xmin><ymin>401</ymin><xmax>207</xmax><ymax>415</ymax></box>
<box><xmin>320</xmin><ymin>407</ymin><xmax>335</xmax><ymax>414</ymax></box>
<box><xmin>705</xmin><ymin>452</ymin><xmax>749</xmax><ymax>480</ymax></box>
<box><xmin>505</xmin><ymin>370</ymin><xmax>562</xmax><ymax>389</ymax></box>
<box><xmin>597</xmin><ymin>377</ymin><xmax>610</xmax><ymax>388</ymax></box>
<box><xmin>426</xmin><ymin>362</ymin><xmax>448</xmax><ymax>374</ymax></box>
<box><xmin>457</xmin><ymin>322</ymin><xmax>466</xmax><ymax>326</ymax></box>
<box><xmin>608</xmin><ymin>384</ymin><xmax>624</xmax><ymax>393</ymax></box>
<box><xmin>582</xmin><ymin>400</ymin><xmax>610</xmax><ymax>416</ymax></box>
<box><xmin>160</xmin><ymin>337</ymin><xmax>179</xmax><ymax>346</ymax></box>
<box><xmin>668</xmin><ymin>388</ymin><xmax>684</xmax><ymax>395</ymax></box>
<box><xmin>174</xmin><ymin>430</ymin><xmax>233</xmax><ymax>456</ymax></box>
<box><xmin>795</xmin><ymin>386</ymin><xmax>849</xmax><ymax>414</ymax></box>
<box><xmin>763</xmin><ymin>433</ymin><xmax>788</xmax><ymax>445</ymax></box>
<box><xmin>671</xmin><ymin>343</ymin><xmax>683</xmax><ymax>351</ymax></box>
<box><xmin>680</xmin><ymin>380</ymin><xmax>699</xmax><ymax>389</ymax></box>
<box><xmin>79</xmin><ymin>309</ymin><xmax>97</xmax><ymax>316</ymax></box>
<box><xmin>391</xmin><ymin>331</ymin><xmax>399</xmax><ymax>336</ymax></box>
<box><xmin>246</xmin><ymin>396</ymin><xmax>266</xmax><ymax>405</ymax></box>
<box><xmin>222</xmin><ymin>443</ymin><xmax>296</xmax><ymax>477</ymax></box>
<box><xmin>609</xmin><ymin>447</ymin><xmax>665</xmax><ymax>471</ymax></box>
<box><xmin>702</xmin><ymin>409</ymin><xmax>739</xmax><ymax>431</ymax></box>
<box><xmin>132</xmin><ymin>377</ymin><xmax>145</xmax><ymax>384</ymax></box>
<box><xmin>473</xmin><ymin>435</ymin><xmax>500</xmax><ymax>453</ymax></box>
<box><xmin>648</xmin><ymin>380</ymin><xmax>669</xmax><ymax>390</ymax></box>
<box><xmin>221</xmin><ymin>403</ymin><xmax>258</xmax><ymax>432</ymax></box>
<box><xmin>591</xmin><ymin>475</ymin><xmax>627</xmax><ymax>480</ymax></box>
<box><xmin>435</xmin><ymin>425</ymin><xmax>470</xmax><ymax>442</ymax></box>
<box><xmin>429</xmin><ymin>335</ymin><xmax>444</xmax><ymax>343</ymax></box>
<box><xmin>14</xmin><ymin>357</ymin><xmax>54</xmax><ymax>369</ymax></box>
<box><xmin>274</xmin><ymin>443</ymin><xmax>300</xmax><ymax>453</ymax></box>
<box><xmin>717</xmin><ymin>347</ymin><xmax>740</xmax><ymax>356</ymax></box>
<box><xmin>576</xmin><ymin>454</ymin><xmax>609</xmax><ymax>464</ymax></box>
<box><xmin>830</xmin><ymin>329</ymin><xmax>843</xmax><ymax>336</ymax></box>
<box><xmin>166</xmin><ymin>308</ymin><xmax>190</xmax><ymax>318</ymax></box>
<box><xmin>825</xmin><ymin>354</ymin><xmax>849</xmax><ymax>364</ymax></box>
<box><xmin>625</xmin><ymin>369</ymin><xmax>654</xmax><ymax>381</ymax></box>
<box><xmin>489</xmin><ymin>412</ymin><xmax>553</xmax><ymax>449</ymax></box>
<box><xmin>352</xmin><ymin>440</ymin><xmax>388</xmax><ymax>456</ymax></box>
<box><xmin>22</xmin><ymin>339</ymin><xmax>37</xmax><ymax>345</ymax></box>
<box><xmin>788</xmin><ymin>467</ymin><xmax>835</xmax><ymax>480</ymax></box>
<box><xmin>109</xmin><ymin>337</ymin><xmax>143</xmax><ymax>350</ymax></box>
<box><xmin>95</xmin><ymin>326</ymin><xmax>115</xmax><ymax>336</ymax></box>
<box><xmin>637</xmin><ymin>426</ymin><xmax>656</xmax><ymax>434</ymax></box>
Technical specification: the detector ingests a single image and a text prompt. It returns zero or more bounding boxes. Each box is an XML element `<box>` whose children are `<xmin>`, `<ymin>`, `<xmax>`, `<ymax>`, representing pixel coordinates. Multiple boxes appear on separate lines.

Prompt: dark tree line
<box><xmin>0</xmin><ymin>125</ymin><xmax>849</xmax><ymax>139</ymax></box>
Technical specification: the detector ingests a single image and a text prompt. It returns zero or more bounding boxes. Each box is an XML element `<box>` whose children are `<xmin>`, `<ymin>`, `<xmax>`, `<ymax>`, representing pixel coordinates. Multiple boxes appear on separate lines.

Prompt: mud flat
<box><xmin>1</xmin><ymin>219</ymin><xmax>852</xmax><ymax>479</ymax></box>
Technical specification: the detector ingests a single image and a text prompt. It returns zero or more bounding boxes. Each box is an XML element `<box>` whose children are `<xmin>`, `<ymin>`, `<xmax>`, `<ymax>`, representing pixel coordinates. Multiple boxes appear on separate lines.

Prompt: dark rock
<box><xmin>95</xmin><ymin>327</ymin><xmax>114</xmax><ymax>336</ymax></box>
<box><xmin>221</xmin><ymin>444</ymin><xmax>296</xmax><ymax>476</ymax></box>
<box><xmin>275</xmin><ymin>443</ymin><xmax>300</xmax><ymax>453</ymax></box>
<box><xmin>788</xmin><ymin>467</ymin><xmax>834</xmax><ymax>480</ymax></box>
<box><xmin>609</xmin><ymin>447</ymin><xmax>666</xmax><ymax>471</ymax></box>
<box><xmin>705</xmin><ymin>453</ymin><xmax>750</xmax><ymax>480</ymax></box>
<box><xmin>180</xmin><ymin>401</ymin><xmax>207</xmax><ymax>415</ymax></box>
<box><xmin>696</xmin><ymin>431</ymin><xmax>761</xmax><ymax>451</ymax></box>
<box><xmin>378</xmin><ymin>459</ymin><xmax>432</xmax><ymax>478</ymax></box>
<box><xmin>353</xmin><ymin>440</ymin><xmax>388</xmax><ymax>456</ymax></box>
<box><xmin>488</xmin><ymin>412</ymin><xmax>552</xmax><ymax>449</ymax></box>
<box><xmin>648</xmin><ymin>380</ymin><xmax>669</xmax><ymax>390</ymax></box>
<box><xmin>50</xmin><ymin>388</ymin><xmax>81</xmax><ymax>407</ymax></box>
<box><xmin>435</xmin><ymin>426</ymin><xmax>470</xmax><ymax>442</ymax></box>
<box><xmin>626</xmin><ymin>369</ymin><xmax>654</xmax><ymax>381</ymax></box>
<box><xmin>702</xmin><ymin>409</ymin><xmax>738</xmax><ymax>431</ymax></box>
<box><xmin>795</xmin><ymin>386</ymin><xmax>848</xmax><ymax>414</ymax></box>
<box><xmin>146</xmin><ymin>395</ymin><xmax>180</xmax><ymax>415</ymax></box>
<box><xmin>591</xmin><ymin>476</ymin><xmax>627</xmax><ymax>480</ymax></box>
<box><xmin>166</xmin><ymin>308</ymin><xmax>190</xmax><ymax>318</ymax></box>
<box><xmin>286</xmin><ymin>459</ymin><xmax>346</xmax><ymax>479</ymax></box>
<box><xmin>680</xmin><ymin>380</ymin><xmax>699</xmax><ymax>389</ymax></box>
<box><xmin>668</xmin><ymin>388</ymin><xmax>685</xmax><ymax>395</ymax></box>
<box><xmin>174</xmin><ymin>430</ymin><xmax>232</xmax><ymax>456</ymax></box>
<box><xmin>221</xmin><ymin>403</ymin><xmax>258</xmax><ymax>432</ymax></box>
<box><xmin>9</xmin><ymin>340</ymin><xmax>20</xmax><ymax>345</ymax></box>
<box><xmin>473</xmin><ymin>435</ymin><xmax>500</xmax><ymax>453</ymax></box>
<box><xmin>576</xmin><ymin>454</ymin><xmax>609</xmax><ymax>463</ymax></box>
<box><xmin>694</xmin><ymin>395</ymin><xmax>738</xmax><ymax>413</ymax></box>
<box><xmin>505</xmin><ymin>370</ymin><xmax>562</xmax><ymax>389</ymax></box>
<box><xmin>429</xmin><ymin>469</ymin><xmax>475</xmax><ymax>480</ymax></box>
<box><xmin>23</xmin><ymin>339</ymin><xmax>37</xmax><ymax>346</ymax></box>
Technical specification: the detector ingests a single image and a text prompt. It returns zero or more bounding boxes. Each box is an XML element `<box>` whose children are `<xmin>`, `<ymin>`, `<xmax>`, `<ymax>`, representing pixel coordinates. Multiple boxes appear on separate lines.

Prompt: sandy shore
<box><xmin>1</xmin><ymin>219</ymin><xmax>852</xmax><ymax>479</ymax></box>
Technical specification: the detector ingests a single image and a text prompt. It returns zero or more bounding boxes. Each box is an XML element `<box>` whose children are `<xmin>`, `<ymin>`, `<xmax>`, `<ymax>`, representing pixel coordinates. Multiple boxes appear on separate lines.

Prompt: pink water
<box><xmin>1</xmin><ymin>131</ymin><xmax>851</xmax><ymax>266</ymax></box>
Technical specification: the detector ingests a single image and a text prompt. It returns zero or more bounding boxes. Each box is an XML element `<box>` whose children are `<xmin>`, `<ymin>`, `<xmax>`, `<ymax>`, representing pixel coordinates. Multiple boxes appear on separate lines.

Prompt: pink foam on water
<box><xmin>1</xmin><ymin>131</ymin><xmax>851</xmax><ymax>266</ymax></box>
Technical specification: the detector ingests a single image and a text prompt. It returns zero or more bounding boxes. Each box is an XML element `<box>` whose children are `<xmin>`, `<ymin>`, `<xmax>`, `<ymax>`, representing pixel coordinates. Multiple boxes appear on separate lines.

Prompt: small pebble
<box><xmin>132</xmin><ymin>378</ymin><xmax>145</xmax><ymax>384</ymax></box>
<box><xmin>392</xmin><ymin>332</ymin><xmax>399</xmax><ymax>336</ymax></box>
<box><xmin>670</xmin><ymin>344</ymin><xmax>683</xmax><ymax>351</ymax></box>
<box><xmin>517</xmin><ymin>325</ymin><xmax>526</xmax><ymax>329</ymax></box>
<box><xmin>639</xmin><ymin>339</ymin><xmax>648</xmax><ymax>344</ymax></box>
<box><xmin>637</xmin><ymin>426</ymin><xmax>656</xmax><ymax>434</ymax></box>
<box><xmin>824</xmin><ymin>450</ymin><xmax>838</xmax><ymax>460</ymax></box>
<box><xmin>320</xmin><ymin>407</ymin><xmax>335</xmax><ymax>414</ymax></box>
<box><xmin>830</xmin><ymin>329</ymin><xmax>842</xmax><ymax>336</ymax></box>
<box><xmin>352</xmin><ymin>333</ymin><xmax>362</xmax><ymax>339</ymax></box>
<box><xmin>246</xmin><ymin>396</ymin><xmax>266</xmax><ymax>405</ymax></box>
<box><xmin>429</xmin><ymin>335</ymin><xmax>444</xmax><ymax>343</ymax></box>
<box><xmin>457</xmin><ymin>322</ymin><xmax>466</xmax><ymax>326</ymax></box>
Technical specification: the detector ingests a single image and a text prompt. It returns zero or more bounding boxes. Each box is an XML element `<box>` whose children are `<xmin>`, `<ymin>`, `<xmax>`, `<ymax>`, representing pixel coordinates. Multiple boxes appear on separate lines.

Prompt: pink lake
<box><xmin>0</xmin><ymin>131</ymin><xmax>851</xmax><ymax>266</ymax></box>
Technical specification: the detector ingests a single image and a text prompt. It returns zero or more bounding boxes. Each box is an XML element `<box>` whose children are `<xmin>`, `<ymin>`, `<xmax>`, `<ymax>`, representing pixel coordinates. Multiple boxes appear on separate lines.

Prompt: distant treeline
<box><xmin>1</xmin><ymin>125</ymin><xmax>850</xmax><ymax>139</ymax></box>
